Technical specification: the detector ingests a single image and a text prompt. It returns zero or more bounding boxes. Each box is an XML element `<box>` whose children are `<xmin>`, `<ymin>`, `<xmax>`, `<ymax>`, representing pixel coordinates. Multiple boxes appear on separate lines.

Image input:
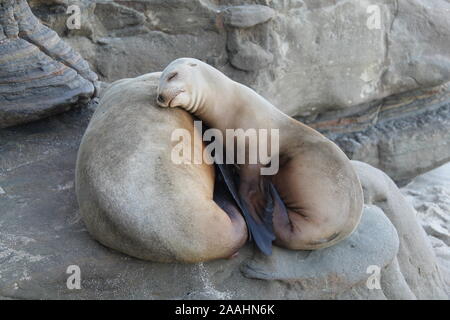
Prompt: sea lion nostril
<box><xmin>157</xmin><ymin>94</ymin><xmax>165</xmax><ymax>103</ymax></box>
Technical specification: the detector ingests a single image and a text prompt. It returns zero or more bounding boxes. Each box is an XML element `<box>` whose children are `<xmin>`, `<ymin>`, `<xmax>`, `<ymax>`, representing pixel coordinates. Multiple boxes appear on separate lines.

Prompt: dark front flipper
<box><xmin>213</xmin><ymin>168</ymin><xmax>242</xmax><ymax>221</ymax></box>
<box><xmin>217</xmin><ymin>163</ymin><xmax>275</xmax><ymax>255</ymax></box>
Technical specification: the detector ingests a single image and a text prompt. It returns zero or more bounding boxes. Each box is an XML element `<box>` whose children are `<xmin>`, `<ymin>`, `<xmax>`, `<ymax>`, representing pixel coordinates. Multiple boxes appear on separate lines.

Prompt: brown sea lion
<box><xmin>76</xmin><ymin>72</ymin><xmax>247</xmax><ymax>263</ymax></box>
<box><xmin>156</xmin><ymin>58</ymin><xmax>364</xmax><ymax>254</ymax></box>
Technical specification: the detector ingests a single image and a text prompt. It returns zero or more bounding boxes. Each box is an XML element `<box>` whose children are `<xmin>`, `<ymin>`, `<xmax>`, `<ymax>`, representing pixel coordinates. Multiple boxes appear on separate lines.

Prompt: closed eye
<box><xmin>167</xmin><ymin>72</ymin><xmax>178</xmax><ymax>81</ymax></box>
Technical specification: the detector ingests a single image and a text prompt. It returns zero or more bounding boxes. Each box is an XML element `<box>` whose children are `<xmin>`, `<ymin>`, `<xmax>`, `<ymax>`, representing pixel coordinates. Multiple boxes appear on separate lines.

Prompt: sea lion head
<box><xmin>157</xmin><ymin>58</ymin><xmax>208</xmax><ymax>113</ymax></box>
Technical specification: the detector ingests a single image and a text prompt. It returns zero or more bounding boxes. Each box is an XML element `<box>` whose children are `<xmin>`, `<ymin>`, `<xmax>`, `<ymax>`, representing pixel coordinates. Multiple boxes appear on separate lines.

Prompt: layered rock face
<box><xmin>0</xmin><ymin>0</ymin><xmax>97</xmax><ymax>128</ymax></box>
<box><xmin>29</xmin><ymin>0</ymin><xmax>450</xmax><ymax>183</ymax></box>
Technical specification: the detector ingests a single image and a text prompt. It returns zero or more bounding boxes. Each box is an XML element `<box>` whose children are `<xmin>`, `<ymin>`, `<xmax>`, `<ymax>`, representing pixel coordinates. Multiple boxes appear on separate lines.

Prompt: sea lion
<box><xmin>157</xmin><ymin>58</ymin><xmax>364</xmax><ymax>254</ymax></box>
<box><xmin>76</xmin><ymin>72</ymin><xmax>247</xmax><ymax>263</ymax></box>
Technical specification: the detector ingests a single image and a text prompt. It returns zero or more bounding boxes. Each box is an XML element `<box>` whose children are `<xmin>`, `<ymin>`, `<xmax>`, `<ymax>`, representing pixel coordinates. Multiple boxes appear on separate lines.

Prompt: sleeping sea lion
<box><xmin>76</xmin><ymin>72</ymin><xmax>247</xmax><ymax>262</ymax></box>
<box><xmin>156</xmin><ymin>58</ymin><xmax>364</xmax><ymax>254</ymax></box>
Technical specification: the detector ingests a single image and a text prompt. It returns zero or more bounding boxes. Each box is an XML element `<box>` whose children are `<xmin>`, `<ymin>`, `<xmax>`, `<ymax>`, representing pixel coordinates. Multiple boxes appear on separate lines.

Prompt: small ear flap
<box><xmin>188</xmin><ymin>62</ymin><xmax>198</xmax><ymax>67</ymax></box>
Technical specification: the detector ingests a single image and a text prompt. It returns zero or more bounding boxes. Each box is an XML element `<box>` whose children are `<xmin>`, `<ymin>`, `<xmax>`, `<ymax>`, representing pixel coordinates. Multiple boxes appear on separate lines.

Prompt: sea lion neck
<box><xmin>184</xmin><ymin>84</ymin><xmax>204</xmax><ymax>114</ymax></box>
<box><xmin>191</xmin><ymin>77</ymin><xmax>239</xmax><ymax>129</ymax></box>
<box><xmin>192</xmin><ymin>78</ymin><xmax>297</xmax><ymax>152</ymax></box>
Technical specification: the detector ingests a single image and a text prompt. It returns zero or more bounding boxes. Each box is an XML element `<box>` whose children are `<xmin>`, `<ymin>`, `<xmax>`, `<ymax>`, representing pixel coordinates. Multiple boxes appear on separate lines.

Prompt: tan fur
<box><xmin>157</xmin><ymin>58</ymin><xmax>364</xmax><ymax>250</ymax></box>
<box><xmin>76</xmin><ymin>72</ymin><xmax>247</xmax><ymax>263</ymax></box>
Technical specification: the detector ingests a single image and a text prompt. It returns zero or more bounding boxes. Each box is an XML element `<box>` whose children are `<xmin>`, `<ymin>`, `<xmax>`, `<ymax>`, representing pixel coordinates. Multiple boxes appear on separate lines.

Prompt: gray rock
<box><xmin>221</xmin><ymin>5</ymin><xmax>276</xmax><ymax>29</ymax></box>
<box><xmin>229</xmin><ymin>39</ymin><xmax>274</xmax><ymax>71</ymax></box>
<box><xmin>242</xmin><ymin>205</ymin><xmax>399</xmax><ymax>285</ymax></box>
<box><xmin>352</xmin><ymin>161</ymin><xmax>448</xmax><ymax>299</ymax></box>
<box><xmin>0</xmin><ymin>0</ymin><xmax>97</xmax><ymax>128</ymax></box>
<box><xmin>35</xmin><ymin>0</ymin><xmax>450</xmax><ymax>117</ymax></box>
<box><xmin>94</xmin><ymin>2</ymin><xmax>146</xmax><ymax>32</ymax></box>
<box><xmin>329</xmin><ymin>87</ymin><xmax>450</xmax><ymax>185</ymax></box>
<box><xmin>401</xmin><ymin>162</ymin><xmax>450</xmax><ymax>297</ymax></box>
<box><xmin>34</xmin><ymin>0</ymin><xmax>450</xmax><ymax>116</ymax></box>
<box><xmin>380</xmin><ymin>258</ymin><xmax>416</xmax><ymax>300</ymax></box>
<box><xmin>29</xmin><ymin>0</ymin><xmax>450</xmax><ymax>181</ymax></box>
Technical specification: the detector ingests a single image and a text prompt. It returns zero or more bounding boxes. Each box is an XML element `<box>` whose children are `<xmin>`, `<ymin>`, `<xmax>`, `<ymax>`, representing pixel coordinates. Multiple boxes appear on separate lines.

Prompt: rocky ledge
<box><xmin>0</xmin><ymin>103</ymin><xmax>447</xmax><ymax>299</ymax></box>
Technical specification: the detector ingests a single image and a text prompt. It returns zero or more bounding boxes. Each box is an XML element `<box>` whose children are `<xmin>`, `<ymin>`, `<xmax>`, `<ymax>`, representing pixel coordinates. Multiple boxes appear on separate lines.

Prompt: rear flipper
<box><xmin>269</xmin><ymin>182</ymin><xmax>292</xmax><ymax>245</ymax></box>
<box><xmin>217</xmin><ymin>163</ymin><xmax>276</xmax><ymax>255</ymax></box>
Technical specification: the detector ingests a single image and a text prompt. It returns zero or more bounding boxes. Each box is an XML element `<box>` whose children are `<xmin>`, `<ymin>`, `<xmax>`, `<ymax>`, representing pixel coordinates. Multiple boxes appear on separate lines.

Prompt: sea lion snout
<box><xmin>156</xmin><ymin>86</ymin><xmax>187</xmax><ymax>108</ymax></box>
<box><xmin>157</xmin><ymin>58</ymin><xmax>204</xmax><ymax>110</ymax></box>
<box><xmin>156</xmin><ymin>81</ymin><xmax>177</xmax><ymax>108</ymax></box>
